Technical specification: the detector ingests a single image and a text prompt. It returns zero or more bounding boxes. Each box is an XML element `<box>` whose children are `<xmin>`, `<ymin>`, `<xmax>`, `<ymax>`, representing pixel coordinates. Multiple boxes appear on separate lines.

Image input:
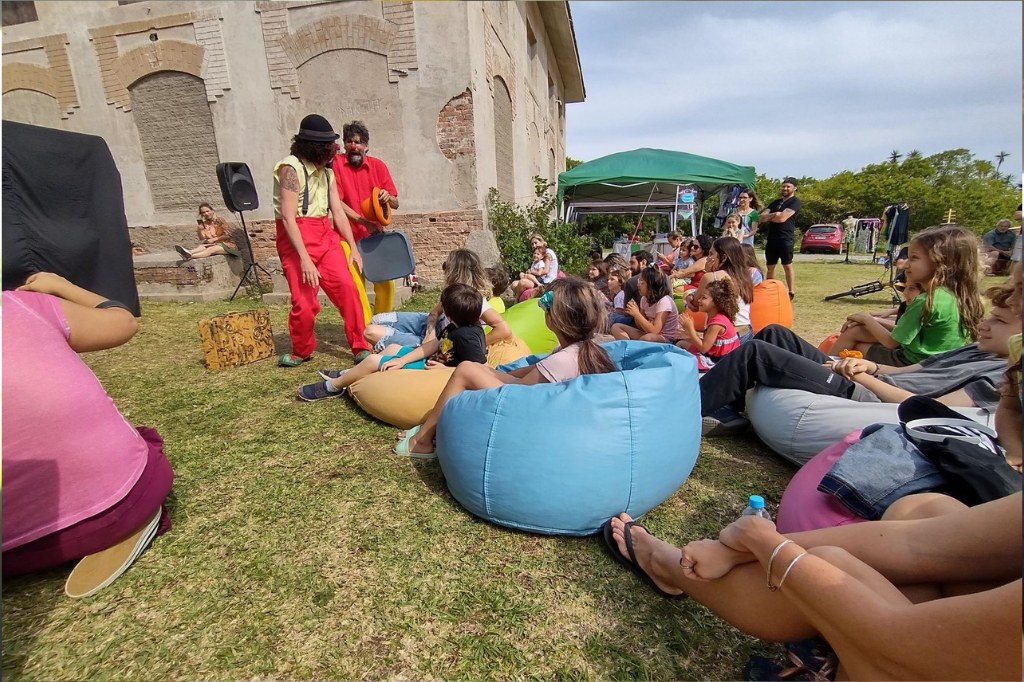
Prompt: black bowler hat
<box><xmin>296</xmin><ymin>114</ymin><xmax>339</xmax><ymax>142</ymax></box>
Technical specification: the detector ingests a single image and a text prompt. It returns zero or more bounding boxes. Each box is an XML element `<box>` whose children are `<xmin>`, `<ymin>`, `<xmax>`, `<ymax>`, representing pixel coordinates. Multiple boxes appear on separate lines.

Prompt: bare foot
<box><xmin>610</xmin><ymin>513</ymin><xmax>686</xmax><ymax>596</ymax></box>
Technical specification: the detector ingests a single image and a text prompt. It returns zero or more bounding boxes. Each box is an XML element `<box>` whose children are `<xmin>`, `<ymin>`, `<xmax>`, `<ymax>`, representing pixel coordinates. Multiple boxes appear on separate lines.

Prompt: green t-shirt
<box><xmin>891</xmin><ymin>287</ymin><xmax>970</xmax><ymax>363</ymax></box>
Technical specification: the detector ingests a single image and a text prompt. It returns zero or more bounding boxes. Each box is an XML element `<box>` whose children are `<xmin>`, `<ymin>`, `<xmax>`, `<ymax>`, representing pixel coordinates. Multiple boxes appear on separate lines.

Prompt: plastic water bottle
<box><xmin>741</xmin><ymin>495</ymin><xmax>772</xmax><ymax>521</ymax></box>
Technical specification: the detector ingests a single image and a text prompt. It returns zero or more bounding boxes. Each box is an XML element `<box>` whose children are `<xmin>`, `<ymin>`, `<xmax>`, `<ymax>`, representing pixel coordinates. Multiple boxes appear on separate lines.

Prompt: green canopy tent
<box><xmin>556</xmin><ymin>148</ymin><xmax>755</xmax><ymax>235</ymax></box>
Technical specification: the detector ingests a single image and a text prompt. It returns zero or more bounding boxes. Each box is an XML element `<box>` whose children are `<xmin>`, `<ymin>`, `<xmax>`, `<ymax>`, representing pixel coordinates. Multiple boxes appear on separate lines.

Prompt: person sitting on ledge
<box><xmin>175</xmin><ymin>203</ymin><xmax>240</xmax><ymax>260</ymax></box>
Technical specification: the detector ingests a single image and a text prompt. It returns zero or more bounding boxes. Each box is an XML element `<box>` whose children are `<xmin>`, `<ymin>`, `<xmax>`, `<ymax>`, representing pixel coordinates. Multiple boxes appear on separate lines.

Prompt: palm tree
<box><xmin>995</xmin><ymin>151</ymin><xmax>1010</xmax><ymax>174</ymax></box>
<box><xmin>906</xmin><ymin>149</ymin><xmax>922</xmax><ymax>160</ymax></box>
<box><xmin>889</xmin><ymin>149</ymin><xmax>902</xmax><ymax>164</ymax></box>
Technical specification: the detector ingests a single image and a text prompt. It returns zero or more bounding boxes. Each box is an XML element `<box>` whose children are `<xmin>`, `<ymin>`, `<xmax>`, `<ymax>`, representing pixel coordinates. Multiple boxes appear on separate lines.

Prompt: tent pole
<box><xmin>697</xmin><ymin>189</ymin><xmax>704</xmax><ymax>235</ymax></box>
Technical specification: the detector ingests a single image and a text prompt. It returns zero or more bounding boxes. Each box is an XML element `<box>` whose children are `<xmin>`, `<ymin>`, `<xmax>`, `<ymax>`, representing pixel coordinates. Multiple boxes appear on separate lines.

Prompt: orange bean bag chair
<box><xmin>749</xmin><ymin>280</ymin><xmax>793</xmax><ymax>332</ymax></box>
<box><xmin>817</xmin><ymin>332</ymin><xmax>840</xmax><ymax>353</ymax></box>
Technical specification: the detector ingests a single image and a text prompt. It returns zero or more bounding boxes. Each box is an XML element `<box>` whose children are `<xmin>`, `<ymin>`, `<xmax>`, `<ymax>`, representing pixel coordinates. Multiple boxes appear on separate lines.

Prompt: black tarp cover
<box><xmin>2</xmin><ymin>121</ymin><xmax>141</xmax><ymax>315</ymax></box>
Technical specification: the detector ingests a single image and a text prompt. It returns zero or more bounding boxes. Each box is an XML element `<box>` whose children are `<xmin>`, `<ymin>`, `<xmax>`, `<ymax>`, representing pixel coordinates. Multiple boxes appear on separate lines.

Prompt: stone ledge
<box><xmin>134</xmin><ymin>251</ymin><xmax>245</xmax><ymax>302</ymax></box>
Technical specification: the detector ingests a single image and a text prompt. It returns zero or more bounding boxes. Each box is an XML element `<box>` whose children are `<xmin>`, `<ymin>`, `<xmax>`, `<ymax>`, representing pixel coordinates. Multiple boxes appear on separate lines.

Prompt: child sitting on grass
<box><xmin>588</xmin><ymin>259</ymin><xmax>612</xmax><ymax>300</ymax></box>
<box><xmin>610</xmin><ymin>266</ymin><xmax>680</xmax><ymax>343</ymax></box>
<box><xmin>607</xmin><ymin>268</ymin><xmax>628</xmax><ymax>312</ymax></box>
<box><xmin>677</xmin><ymin>279</ymin><xmax>741</xmax><ymax>371</ymax></box>
<box><xmin>297</xmin><ymin>283</ymin><xmax>487</xmax><ymax>401</ymax></box>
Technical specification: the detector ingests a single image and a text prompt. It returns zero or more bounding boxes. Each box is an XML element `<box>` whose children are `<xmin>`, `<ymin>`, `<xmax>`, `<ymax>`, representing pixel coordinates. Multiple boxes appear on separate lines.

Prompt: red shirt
<box><xmin>332</xmin><ymin>155</ymin><xmax>398</xmax><ymax>242</ymax></box>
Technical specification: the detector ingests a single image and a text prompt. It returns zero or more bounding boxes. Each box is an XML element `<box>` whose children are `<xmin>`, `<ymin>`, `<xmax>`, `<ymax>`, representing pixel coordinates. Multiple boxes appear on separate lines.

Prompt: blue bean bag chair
<box><xmin>434</xmin><ymin>340</ymin><xmax>701</xmax><ymax>536</ymax></box>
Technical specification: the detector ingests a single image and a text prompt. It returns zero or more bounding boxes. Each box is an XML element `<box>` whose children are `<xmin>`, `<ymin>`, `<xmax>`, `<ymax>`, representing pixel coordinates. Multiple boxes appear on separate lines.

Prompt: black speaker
<box><xmin>216</xmin><ymin>162</ymin><xmax>259</xmax><ymax>212</ymax></box>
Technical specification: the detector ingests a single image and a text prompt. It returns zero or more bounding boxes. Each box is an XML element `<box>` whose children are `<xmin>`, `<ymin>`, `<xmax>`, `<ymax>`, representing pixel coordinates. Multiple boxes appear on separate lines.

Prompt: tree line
<box><xmin>565</xmin><ymin>149</ymin><xmax>1021</xmax><ymax>246</ymax></box>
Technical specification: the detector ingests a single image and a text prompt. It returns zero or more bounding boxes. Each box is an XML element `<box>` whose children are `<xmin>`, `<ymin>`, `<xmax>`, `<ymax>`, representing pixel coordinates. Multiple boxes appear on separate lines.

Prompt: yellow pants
<box><xmin>340</xmin><ymin>241</ymin><xmax>396</xmax><ymax>322</ymax></box>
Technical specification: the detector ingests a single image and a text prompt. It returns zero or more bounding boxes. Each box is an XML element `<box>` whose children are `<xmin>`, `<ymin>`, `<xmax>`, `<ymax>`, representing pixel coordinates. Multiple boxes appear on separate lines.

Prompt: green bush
<box><xmin>488</xmin><ymin>179</ymin><xmax>592</xmax><ymax>277</ymax></box>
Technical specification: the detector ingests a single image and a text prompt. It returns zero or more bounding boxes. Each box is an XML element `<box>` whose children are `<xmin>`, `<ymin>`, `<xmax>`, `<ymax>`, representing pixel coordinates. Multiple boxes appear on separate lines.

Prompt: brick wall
<box><xmin>130</xmin><ymin>71</ymin><xmax>222</xmax><ymax>214</ymax></box>
<box><xmin>437</xmin><ymin>88</ymin><xmax>475</xmax><ymax>161</ymax></box>
<box><xmin>135</xmin><ymin>266</ymin><xmax>204</xmax><ymax>285</ymax></box>
<box><xmin>396</xmin><ymin>210</ymin><xmax>485</xmax><ymax>283</ymax></box>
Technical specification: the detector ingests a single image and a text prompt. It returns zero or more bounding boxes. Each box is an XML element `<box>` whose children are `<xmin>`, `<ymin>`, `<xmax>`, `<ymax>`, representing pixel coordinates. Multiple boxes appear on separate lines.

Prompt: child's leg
<box><xmin>190</xmin><ymin>244</ymin><xmax>223</xmax><ymax>259</ymax></box>
<box><xmin>406</xmin><ymin>363</ymin><xmax>510</xmax><ymax>454</ymax></box>
<box><xmin>640</xmin><ymin>333</ymin><xmax>669</xmax><ymax>343</ymax></box>
<box><xmin>381</xmin><ymin>343</ymin><xmax>405</xmax><ymax>355</ymax></box>
<box><xmin>329</xmin><ymin>353</ymin><xmax>384</xmax><ymax>389</ymax></box>
<box><xmin>611</xmin><ymin>323</ymin><xmax>644</xmax><ymax>340</ymax></box>
<box><xmin>828</xmin><ymin>324</ymin><xmax>876</xmax><ymax>354</ymax></box>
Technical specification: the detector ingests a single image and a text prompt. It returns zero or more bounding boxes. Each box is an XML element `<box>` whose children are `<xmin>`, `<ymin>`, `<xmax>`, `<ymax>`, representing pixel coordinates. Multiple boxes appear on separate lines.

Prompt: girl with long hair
<box><xmin>681</xmin><ymin>237</ymin><xmax>755</xmax><ymax>344</ymax></box>
<box><xmin>175</xmin><ymin>203</ymin><xmax>240</xmax><ymax>260</ymax></box>
<box><xmin>829</xmin><ymin>225</ymin><xmax>985</xmax><ymax>366</ymax></box>
<box><xmin>610</xmin><ymin>266</ymin><xmax>680</xmax><ymax>343</ymax></box>
<box><xmin>394</xmin><ymin>277</ymin><xmax>615</xmax><ymax>457</ymax></box>
<box><xmin>361</xmin><ymin>249</ymin><xmax>510</xmax><ymax>356</ymax></box>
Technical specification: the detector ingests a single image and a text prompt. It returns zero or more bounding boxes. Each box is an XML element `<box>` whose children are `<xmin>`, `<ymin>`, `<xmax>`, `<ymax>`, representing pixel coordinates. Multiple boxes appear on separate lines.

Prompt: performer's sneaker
<box><xmin>297</xmin><ymin>381</ymin><xmax>344</xmax><ymax>401</ymax></box>
<box><xmin>318</xmin><ymin>368</ymin><xmax>349</xmax><ymax>381</ymax></box>
<box><xmin>279</xmin><ymin>353</ymin><xmax>312</xmax><ymax>367</ymax></box>
<box><xmin>354</xmin><ymin>350</ymin><xmax>372</xmax><ymax>362</ymax></box>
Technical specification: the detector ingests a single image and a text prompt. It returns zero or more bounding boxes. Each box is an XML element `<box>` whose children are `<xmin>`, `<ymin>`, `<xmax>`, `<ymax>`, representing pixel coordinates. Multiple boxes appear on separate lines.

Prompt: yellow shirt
<box><xmin>273</xmin><ymin>155</ymin><xmax>335</xmax><ymax>219</ymax></box>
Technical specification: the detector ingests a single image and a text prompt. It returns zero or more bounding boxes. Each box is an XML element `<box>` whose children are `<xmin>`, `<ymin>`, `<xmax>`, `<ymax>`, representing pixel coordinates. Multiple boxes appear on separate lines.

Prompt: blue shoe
<box><xmin>701</xmin><ymin>405</ymin><xmax>750</xmax><ymax>437</ymax></box>
<box><xmin>318</xmin><ymin>368</ymin><xmax>349</xmax><ymax>381</ymax></box>
<box><xmin>297</xmin><ymin>381</ymin><xmax>344</xmax><ymax>402</ymax></box>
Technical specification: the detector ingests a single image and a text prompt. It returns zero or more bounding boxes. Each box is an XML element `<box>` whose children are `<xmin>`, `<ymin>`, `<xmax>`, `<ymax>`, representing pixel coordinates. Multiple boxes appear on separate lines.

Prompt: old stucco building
<box><xmin>1</xmin><ymin>0</ymin><xmax>584</xmax><ymax>279</ymax></box>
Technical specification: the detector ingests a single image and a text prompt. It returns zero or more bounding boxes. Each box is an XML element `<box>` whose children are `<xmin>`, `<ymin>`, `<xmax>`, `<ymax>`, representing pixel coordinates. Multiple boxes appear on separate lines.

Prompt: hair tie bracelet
<box><xmin>96</xmin><ymin>299</ymin><xmax>133</xmax><ymax>313</ymax></box>
<box><xmin>538</xmin><ymin>290</ymin><xmax>554</xmax><ymax>312</ymax></box>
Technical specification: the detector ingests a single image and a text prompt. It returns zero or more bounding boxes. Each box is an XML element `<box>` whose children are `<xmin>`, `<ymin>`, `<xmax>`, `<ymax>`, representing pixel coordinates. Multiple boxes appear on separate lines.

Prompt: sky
<box><xmin>565</xmin><ymin>1</ymin><xmax>1023</xmax><ymax>181</ymax></box>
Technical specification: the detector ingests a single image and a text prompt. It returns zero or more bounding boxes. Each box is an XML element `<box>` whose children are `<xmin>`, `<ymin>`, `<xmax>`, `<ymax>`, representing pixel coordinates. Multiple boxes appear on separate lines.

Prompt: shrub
<box><xmin>488</xmin><ymin>179</ymin><xmax>591</xmax><ymax>277</ymax></box>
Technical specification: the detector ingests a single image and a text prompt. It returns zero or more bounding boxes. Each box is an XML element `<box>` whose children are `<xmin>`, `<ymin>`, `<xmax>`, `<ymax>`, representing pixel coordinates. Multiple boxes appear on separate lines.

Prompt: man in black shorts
<box><xmin>760</xmin><ymin>177</ymin><xmax>801</xmax><ymax>298</ymax></box>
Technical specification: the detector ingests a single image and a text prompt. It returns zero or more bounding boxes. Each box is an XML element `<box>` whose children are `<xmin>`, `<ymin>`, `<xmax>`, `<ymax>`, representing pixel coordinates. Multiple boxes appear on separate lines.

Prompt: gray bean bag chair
<box><xmin>746</xmin><ymin>387</ymin><xmax>995</xmax><ymax>467</ymax></box>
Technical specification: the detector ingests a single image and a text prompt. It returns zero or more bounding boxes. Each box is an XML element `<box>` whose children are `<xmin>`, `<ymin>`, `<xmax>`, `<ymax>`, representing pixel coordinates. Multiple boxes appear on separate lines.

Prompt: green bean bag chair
<box><xmin>501</xmin><ymin>299</ymin><xmax>557</xmax><ymax>354</ymax></box>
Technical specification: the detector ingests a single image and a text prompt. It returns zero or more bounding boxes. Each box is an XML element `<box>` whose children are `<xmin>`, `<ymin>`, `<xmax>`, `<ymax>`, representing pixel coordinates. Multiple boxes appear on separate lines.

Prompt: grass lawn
<box><xmin>1</xmin><ymin>260</ymin><xmax>1001</xmax><ymax>681</ymax></box>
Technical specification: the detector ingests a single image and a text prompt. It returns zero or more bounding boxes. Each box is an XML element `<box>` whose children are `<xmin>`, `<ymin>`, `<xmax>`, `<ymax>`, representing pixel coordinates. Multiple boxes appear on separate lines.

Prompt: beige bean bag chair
<box><xmin>349</xmin><ymin>336</ymin><xmax>531</xmax><ymax>428</ymax></box>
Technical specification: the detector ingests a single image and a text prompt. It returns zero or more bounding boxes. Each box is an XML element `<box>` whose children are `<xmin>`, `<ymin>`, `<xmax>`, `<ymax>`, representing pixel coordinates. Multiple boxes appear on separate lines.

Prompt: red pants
<box><xmin>276</xmin><ymin>217</ymin><xmax>368</xmax><ymax>357</ymax></box>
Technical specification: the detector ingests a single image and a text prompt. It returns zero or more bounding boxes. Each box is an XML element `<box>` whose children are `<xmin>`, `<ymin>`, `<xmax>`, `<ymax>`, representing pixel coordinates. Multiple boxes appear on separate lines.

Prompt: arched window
<box><xmin>492</xmin><ymin>76</ymin><xmax>514</xmax><ymax>201</ymax></box>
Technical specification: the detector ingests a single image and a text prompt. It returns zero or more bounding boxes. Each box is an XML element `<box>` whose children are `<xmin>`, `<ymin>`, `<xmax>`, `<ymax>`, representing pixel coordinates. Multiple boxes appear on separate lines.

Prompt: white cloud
<box><xmin>566</xmin><ymin>1</ymin><xmax>1022</xmax><ymax>179</ymax></box>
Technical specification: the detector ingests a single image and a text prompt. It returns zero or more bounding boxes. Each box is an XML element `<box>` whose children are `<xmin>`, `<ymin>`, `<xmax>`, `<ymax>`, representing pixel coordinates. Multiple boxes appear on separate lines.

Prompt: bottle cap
<box><xmin>748</xmin><ymin>495</ymin><xmax>765</xmax><ymax>509</ymax></box>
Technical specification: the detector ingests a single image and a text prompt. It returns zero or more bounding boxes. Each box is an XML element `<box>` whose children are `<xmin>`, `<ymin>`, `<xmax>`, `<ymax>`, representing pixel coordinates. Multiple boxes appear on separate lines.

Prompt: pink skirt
<box><xmin>2</xmin><ymin>427</ymin><xmax>174</xmax><ymax>576</ymax></box>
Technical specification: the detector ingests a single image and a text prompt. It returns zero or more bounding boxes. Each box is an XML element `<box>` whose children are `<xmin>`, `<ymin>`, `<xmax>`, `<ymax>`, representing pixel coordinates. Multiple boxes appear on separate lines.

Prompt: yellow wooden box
<box><xmin>197</xmin><ymin>309</ymin><xmax>275</xmax><ymax>371</ymax></box>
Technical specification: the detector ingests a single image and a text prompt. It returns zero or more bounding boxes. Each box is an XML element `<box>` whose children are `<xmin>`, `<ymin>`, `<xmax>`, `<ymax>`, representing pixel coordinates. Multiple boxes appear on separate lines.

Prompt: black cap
<box><xmin>296</xmin><ymin>114</ymin><xmax>339</xmax><ymax>142</ymax></box>
<box><xmin>782</xmin><ymin>177</ymin><xmax>798</xmax><ymax>186</ymax></box>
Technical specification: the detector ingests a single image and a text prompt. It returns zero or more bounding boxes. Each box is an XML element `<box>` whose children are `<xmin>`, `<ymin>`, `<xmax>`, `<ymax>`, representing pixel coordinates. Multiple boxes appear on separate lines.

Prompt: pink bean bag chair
<box><xmin>776</xmin><ymin>430</ymin><xmax>869</xmax><ymax>534</ymax></box>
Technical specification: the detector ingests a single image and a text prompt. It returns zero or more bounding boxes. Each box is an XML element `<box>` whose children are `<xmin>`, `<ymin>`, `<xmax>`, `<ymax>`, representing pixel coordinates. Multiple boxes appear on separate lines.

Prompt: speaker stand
<box><xmin>230</xmin><ymin>211</ymin><xmax>272</xmax><ymax>301</ymax></box>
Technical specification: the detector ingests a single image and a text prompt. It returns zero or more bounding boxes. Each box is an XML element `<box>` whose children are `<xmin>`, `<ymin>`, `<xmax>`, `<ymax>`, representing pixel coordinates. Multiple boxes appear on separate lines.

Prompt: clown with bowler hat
<box><xmin>273</xmin><ymin>114</ymin><xmax>378</xmax><ymax>366</ymax></box>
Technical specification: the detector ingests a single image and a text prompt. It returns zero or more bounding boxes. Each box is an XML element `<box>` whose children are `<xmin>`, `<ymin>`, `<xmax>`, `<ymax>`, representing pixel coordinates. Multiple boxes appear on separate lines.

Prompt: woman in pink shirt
<box><xmin>610</xmin><ymin>266</ymin><xmax>680</xmax><ymax>343</ymax></box>
<box><xmin>2</xmin><ymin>273</ymin><xmax>173</xmax><ymax>597</ymax></box>
<box><xmin>394</xmin><ymin>277</ymin><xmax>615</xmax><ymax>457</ymax></box>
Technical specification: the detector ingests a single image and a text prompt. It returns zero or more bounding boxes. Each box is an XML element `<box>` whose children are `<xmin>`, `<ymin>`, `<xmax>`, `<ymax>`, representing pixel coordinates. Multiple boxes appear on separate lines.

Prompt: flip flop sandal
<box><xmin>393</xmin><ymin>425</ymin><xmax>436</xmax><ymax>459</ymax></box>
<box><xmin>600</xmin><ymin>519</ymin><xmax>686</xmax><ymax>599</ymax></box>
<box><xmin>65</xmin><ymin>508</ymin><xmax>162</xmax><ymax>599</ymax></box>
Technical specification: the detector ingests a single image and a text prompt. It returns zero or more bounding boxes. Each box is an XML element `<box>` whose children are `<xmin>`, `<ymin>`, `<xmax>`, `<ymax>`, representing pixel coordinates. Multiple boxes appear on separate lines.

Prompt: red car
<box><xmin>799</xmin><ymin>224</ymin><xmax>843</xmax><ymax>254</ymax></box>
